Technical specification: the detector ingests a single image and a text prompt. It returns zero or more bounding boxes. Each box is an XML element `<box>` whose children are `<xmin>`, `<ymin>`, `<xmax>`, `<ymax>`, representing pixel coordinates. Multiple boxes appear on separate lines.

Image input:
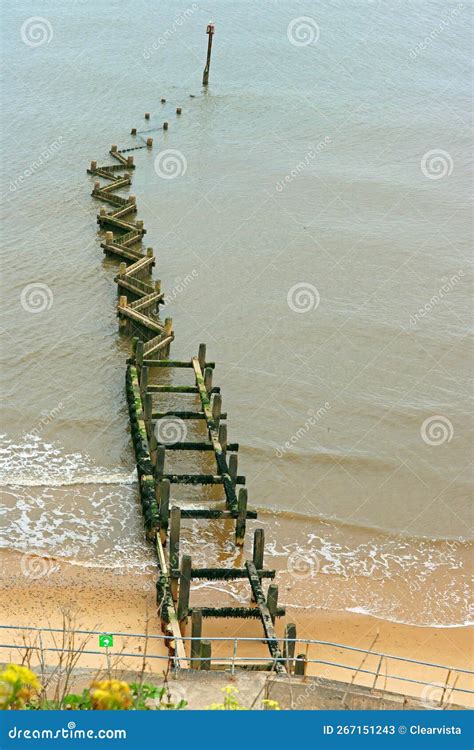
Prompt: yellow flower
<box><xmin>262</xmin><ymin>698</ymin><xmax>280</xmax><ymax>710</ymax></box>
<box><xmin>90</xmin><ymin>680</ymin><xmax>132</xmax><ymax>710</ymax></box>
<box><xmin>0</xmin><ymin>665</ymin><xmax>41</xmax><ymax>709</ymax></box>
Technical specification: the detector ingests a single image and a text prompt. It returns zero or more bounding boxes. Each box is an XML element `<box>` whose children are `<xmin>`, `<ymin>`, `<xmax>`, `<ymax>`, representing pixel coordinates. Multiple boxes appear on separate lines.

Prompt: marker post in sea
<box><xmin>202</xmin><ymin>23</ymin><xmax>215</xmax><ymax>85</ymax></box>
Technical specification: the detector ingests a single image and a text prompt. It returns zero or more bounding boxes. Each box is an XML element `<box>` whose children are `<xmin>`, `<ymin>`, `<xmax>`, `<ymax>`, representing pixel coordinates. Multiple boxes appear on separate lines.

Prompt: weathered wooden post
<box><xmin>143</xmin><ymin>393</ymin><xmax>153</xmax><ymax>437</ymax></box>
<box><xmin>136</xmin><ymin>340</ymin><xmax>144</xmax><ymax>368</ymax></box>
<box><xmin>159</xmin><ymin>478</ymin><xmax>170</xmax><ymax>544</ymax></box>
<box><xmin>176</xmin><ymin>107</ymin><xmax>182</xmax><ymax>115</ymax></box>
<box><xmin>169</xmin><ymin>506</ymin><xmax>181</xmax><ymax>600</ymax></box>
<box><xmin>202</xmin><ymin>23</ymin><xmax>215</xmax><ymax>85</ymax></box>
<box><xmin>198</xmin><ymin>343</ymin><xmax>206</xmax><ymax>371</ymax></box>
<box><xmin>146</xmin><ymin>137</ymin><xmax>153</xmax><ymax>148</ymax></box>
<box><xmin>163</xmin><ymin>121</ymin><xmax>168</xmax><ymax>131</ymax></box>
<box><xmin>140</xmin><ymin>365</ymin><xmax>149</xmax><ymax>395</ymax></box>
<box><xmin>218</xmin><ymin>424</ymin><xmax>227</xmax><ymax>453</ymax></box>
<box><xmin>250</xmin><ymin>528</ymin><xmax>265</xmax><ymax>603</ymax></box>
<box><xmin>190</xmin><ymin>610</ymin><xmax>202</xmax><ymax>668</ymax></box>
<box><xmin>154</xmin><ymin>446</ymin><xmax>165</xmax><ymax>479</ymax></box>
<box><xmin>294</xmin><ymin>654</ymin><xmax>307</xmax><ymax>676</ymax></box>
<box><xmin>235</xmin><ymin>487</ymin><xmax>247</xmax><ymax>545</ymax></box>
<box><xmin>267</xmin><ymin>584</ymin><xmax>279</xmax><ymax>624</ymax></box>
<box><xmin>228</xmin><ymin>454</ymin><xmax>238</xmax><ymax>485</ymax></box>
<box><xmin>90</xmin><ymin>160</ymin><xmax>97</xmax><ymax>171</ymax></box>
<box><xmin>177</xmin><ymin>554</ymin><xmax>192</xmax><ymax>630</ymax></box>
<box><xmin>204</xmin><ymin>367</ymin><xmax>213</xmax><ymax>394</ymax></box>
<box><xmin>105</xmin><ymin>231</ymin><xmax>113</xmax><ymax>245</ymax></box>
<box><xmin>145</xmin><ymin>112</ymin><xmax>150</xmax><ymax>120</ymax></box>
<box><xmin>253</xmin><ymin>528</ymin><xmax>265</xmax><ymax>569</ymax></box>
<box><xmin>131</xmin><ymin>128</ymin><xmax>137</xmax><ymax>135</ymax></box>
<box><xmin>118</xmin><ymin>296</ymin><xmax>127</xmax><ymax>329</ymax></box>
<box><xmin>200</xmin><ymin>640</ymin><xmax>211</xmax><ymax>671</ymax></box>
<box><xmin>282</xmin><ymin>623</ymin><xmax>297</xmax><ymax>673</ymax></box>
<box><xmin>149</xmin><ymin>434</ymin><xmax>158</xmax><ymax>466</ymax></box>
<box><xmin>212</xmin><ymin>394</ymin><xmax>222</xmax><ymax>428</ymax></box>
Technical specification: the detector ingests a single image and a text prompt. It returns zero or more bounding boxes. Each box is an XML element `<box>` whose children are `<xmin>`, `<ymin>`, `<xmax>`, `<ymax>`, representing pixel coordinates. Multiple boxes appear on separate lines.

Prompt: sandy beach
<box><xmin>1</xmin><ymin>549</ymin><xmax>471</xmax><ymax>707</ymax></box>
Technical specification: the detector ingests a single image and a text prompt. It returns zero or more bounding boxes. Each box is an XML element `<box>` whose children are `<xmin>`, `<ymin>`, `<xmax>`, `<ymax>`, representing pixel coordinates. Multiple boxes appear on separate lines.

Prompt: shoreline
<box><xmin>0</xmin><ymin>549</ymin><xmax>471</xmax><ymax>706</ymax></box>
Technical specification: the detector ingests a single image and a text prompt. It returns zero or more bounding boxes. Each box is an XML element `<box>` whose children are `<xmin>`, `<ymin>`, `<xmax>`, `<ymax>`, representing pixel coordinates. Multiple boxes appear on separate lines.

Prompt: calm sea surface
<box><xmin>0</xmin><ymin>1</ymin><xmax>472</xmax><ymax>626</ymax></box>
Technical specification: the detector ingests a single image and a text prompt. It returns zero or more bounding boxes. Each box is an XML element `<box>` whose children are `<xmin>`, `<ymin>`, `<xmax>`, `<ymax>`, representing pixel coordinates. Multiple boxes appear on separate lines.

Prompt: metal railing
<box><xmin>0</xmin><ymin>624</ymin><xmax>472</xmax><ymax>702</ymax></box>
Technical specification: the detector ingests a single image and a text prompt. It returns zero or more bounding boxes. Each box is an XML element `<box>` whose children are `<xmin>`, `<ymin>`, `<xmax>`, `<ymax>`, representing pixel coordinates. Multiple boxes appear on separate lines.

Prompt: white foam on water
<box><xmin>0</xmin><ymin>434</ymin><xmax>135</xmax><ymax>487</ymax></box>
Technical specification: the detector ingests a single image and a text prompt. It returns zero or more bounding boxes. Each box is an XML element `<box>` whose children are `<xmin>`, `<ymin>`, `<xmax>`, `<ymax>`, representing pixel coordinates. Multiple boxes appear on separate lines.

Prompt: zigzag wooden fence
<box><xmin>87</xmin><ymin>117</ymin><xmax>301</xmax><ymax>675</ymax></box>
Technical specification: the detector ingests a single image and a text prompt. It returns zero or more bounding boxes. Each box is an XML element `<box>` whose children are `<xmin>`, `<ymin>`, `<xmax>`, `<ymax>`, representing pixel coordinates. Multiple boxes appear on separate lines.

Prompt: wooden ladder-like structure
<box><xmin>88</xmin><ymin>132</ymin><xmax>301</xmax><ymax>675</ymax></box>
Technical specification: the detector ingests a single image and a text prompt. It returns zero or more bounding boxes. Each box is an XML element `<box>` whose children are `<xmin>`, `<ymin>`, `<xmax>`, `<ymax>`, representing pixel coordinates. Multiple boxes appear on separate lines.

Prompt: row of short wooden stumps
<box><xmin>87</xmin><ymin>121</ymin><xmax>307</xmax><ymax>676</ymax></box>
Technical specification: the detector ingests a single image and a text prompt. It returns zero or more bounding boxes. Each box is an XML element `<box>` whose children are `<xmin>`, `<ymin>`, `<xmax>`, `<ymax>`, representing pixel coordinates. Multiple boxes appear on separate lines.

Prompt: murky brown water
<box><xmin>0</xmin><ymin>1</ymin><xmax>472</xmax><ymax>626</ymax></box>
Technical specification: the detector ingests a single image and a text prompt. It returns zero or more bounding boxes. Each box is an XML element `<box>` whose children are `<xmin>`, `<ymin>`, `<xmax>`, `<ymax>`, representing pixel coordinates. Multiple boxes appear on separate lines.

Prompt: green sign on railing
<box><xmin>98</xmin><ymin>634</ymin><xmax>114</xmax><ymax>648</ymax></box>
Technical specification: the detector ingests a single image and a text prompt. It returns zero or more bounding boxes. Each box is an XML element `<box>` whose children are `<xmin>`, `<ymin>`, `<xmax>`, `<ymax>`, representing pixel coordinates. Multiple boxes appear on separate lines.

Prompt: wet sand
<box><xmin>0</xmin><ymin>549</ymin><xmax>471</xmax><ymax>707</ymax></box>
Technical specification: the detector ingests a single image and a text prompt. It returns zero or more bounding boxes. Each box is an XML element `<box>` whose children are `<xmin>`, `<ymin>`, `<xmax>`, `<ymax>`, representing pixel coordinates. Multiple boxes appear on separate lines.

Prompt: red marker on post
<box><xmin>202</xmin><ymin>23</ymin><xmax>215</xmax><ymax>85</ymax></box>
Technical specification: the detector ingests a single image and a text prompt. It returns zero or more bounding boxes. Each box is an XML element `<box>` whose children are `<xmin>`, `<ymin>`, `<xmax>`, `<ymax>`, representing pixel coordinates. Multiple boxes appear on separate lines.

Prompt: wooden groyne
<box><xmin>87</xmin><ymin>115</ymin><xmax>300</xmax><ymax>676</ymax></box>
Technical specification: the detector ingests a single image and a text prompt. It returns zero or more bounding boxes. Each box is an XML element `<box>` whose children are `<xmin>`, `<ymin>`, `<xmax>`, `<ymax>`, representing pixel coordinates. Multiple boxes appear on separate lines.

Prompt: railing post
<box><xmin>200</xmin><ymin>640</ymin><xmax>211</xmax><ymax>671</ymax></box>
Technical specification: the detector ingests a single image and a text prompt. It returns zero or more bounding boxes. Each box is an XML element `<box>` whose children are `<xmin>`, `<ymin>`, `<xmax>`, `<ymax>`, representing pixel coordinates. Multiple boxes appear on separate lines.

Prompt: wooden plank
<box><xmin>144</xmin><ymin>335</ymin><xmax>174</xmax><ymax>356</ymax></box>
<box><xmin>129</xmin><ymin>292</ymin><xmax>163</xmax><ymax>312</ymax></box>
<box><xmin>117</xmin><ymin>305</ymin><xmax>166</xmax><ymax>334</ymax></box>
<box><xmin>162</xmin><ymin>474</ymin><xmax>245</xmax><ymax>486</ymax></box>
<box><xmin>143</xmin><ymin>360</ymin><xmax>216</xmax><ymax>369</ymax></box>
<box><xmin>192</xmin><ymin>357</ymin><xmax>239</xmax><ymax>514</ymax></box>
<box><xmin>146</xmin><ymin>385</ymin><xmax>220</xmax><ymax>394</ymax></box>
<box><xmin>99</xmin><ymin>177</ymin><xmax>131</xmax><ymax>192</ymax></box>
<box><xmin>115</xmin><ymin>276</ymin><xmax>155</xmax><ymax>297</ymax></box>
<box><xmin>121</xmin><ymin>255</ymin><xmax>155</xmax><ymax>277</ymax></box>
<box><xmin>156</xmin><ymin>441</ymin><xmax>238</xmax><ymax>452</ymax></box>
<box><xmin>189</xmin><ymin>606</ymin><xmax>286</xmax><ymax>619</ymax></box>
<box><xmin>155</xmin><ymin>535</ymin><xmax>187</xmax><ymax>667</ymax></box>
<box><xmin>245</xmin><ymin>561</ymin><xmax>286</xmax><ymax>673</ymax></box>
<box><xmin>177</xmin><ymin>508</ymin><xmax>257</xmax><ymax>519</ymax></box>
<box><xmin>152</xmin><ymin>410</ymin><xmax>227</xmax><ymax>421</ymax></box>
<box><xmin>176</xmin><ymin>567</ymin><xmax>275</xmax><ymax>580</ymax></box>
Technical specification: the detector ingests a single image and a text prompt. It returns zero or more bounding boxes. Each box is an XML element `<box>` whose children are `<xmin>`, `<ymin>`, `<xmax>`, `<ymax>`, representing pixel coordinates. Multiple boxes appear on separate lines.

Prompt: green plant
<box><xmin>206</xmin><ymin>685</ymin><xmax>279</xmax><ymax>710</ymax></box>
